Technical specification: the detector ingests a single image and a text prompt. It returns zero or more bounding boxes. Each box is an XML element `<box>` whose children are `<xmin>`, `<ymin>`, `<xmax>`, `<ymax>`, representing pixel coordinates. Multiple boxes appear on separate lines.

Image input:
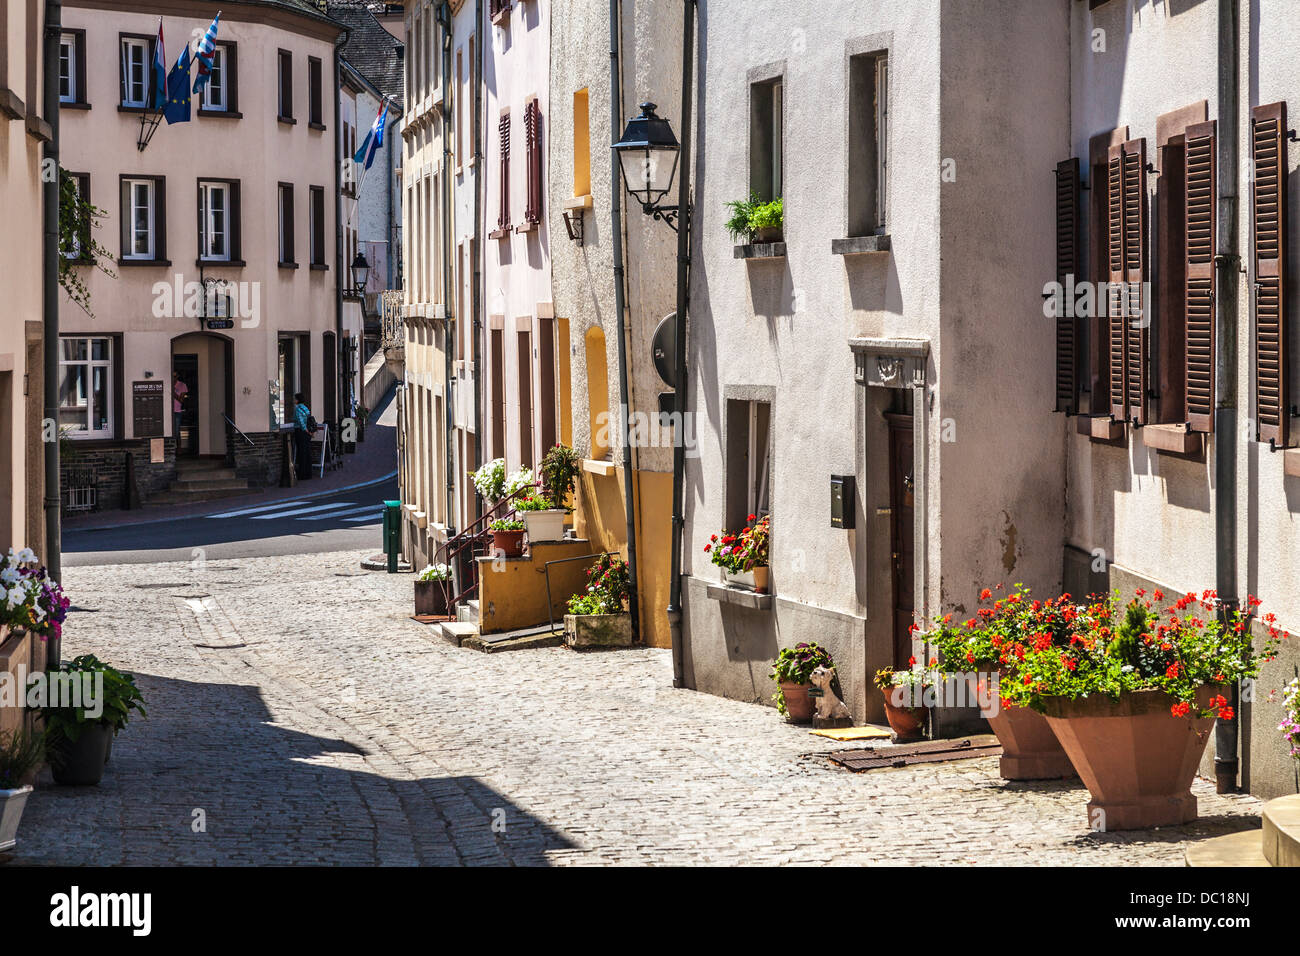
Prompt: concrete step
<box><xmin>436</xmin><ymin>621</ymin><xmax>480</xmax><ymax>647</ymax></box>
<box><xmin>1263</xmin><ymin>794</ymin><xmax>1300</xmax><ymax>867</ymax></box>
<box><xmin>167</xmin><ymin>476</ymin><xmax>245</xmax><ymax>489</ymax></box>
<box><xmin>463</xmin><ymin>622</ymin><xmax>564</xmax><ymax>654</ymax></box>
<box><xmin>456</xmin><ymin>600</ymin><xmax>479</xmax><ymax>624</ymax></box>
<box><xmin>175</xmin><ymin>457</ymin><xmax>234</xmax><ymax>472</ymax></box>
<box><xmin>1184</xmin><ymin>828</ymin><xmax>1268</xmax><ymax>867</ymax></box>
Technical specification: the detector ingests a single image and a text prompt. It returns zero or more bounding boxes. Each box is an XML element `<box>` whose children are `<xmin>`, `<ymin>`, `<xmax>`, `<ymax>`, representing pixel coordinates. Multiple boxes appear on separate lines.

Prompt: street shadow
<box><xmin>11</xmin><ymin>673</ymin><xmax>575</xmax><ymax>866</ymax></box>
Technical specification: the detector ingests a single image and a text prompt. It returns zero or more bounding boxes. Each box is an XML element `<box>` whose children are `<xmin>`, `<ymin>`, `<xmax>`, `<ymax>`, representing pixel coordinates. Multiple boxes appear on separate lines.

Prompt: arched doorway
<box><xmin>170</xmin><ymin>332</ymin><xmax>234</xmax><ymax>460</ymax></box>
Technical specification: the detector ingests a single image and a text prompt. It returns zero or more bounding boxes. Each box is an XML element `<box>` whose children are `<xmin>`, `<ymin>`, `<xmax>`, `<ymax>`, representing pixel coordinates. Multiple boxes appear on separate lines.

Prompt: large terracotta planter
<box><xmin>491</xmin><ymin>529</ymin><xmax>525</xmax><ymax>558</ymax></box>
<box><xmin>1040</xmin><ymin>685</ymin><xmax>1223</xmax><ymax>831</ymax></box>
<box><xmin>966</xmin><ymin>674</ymin><xmax>1075</xmax><ymax>781</ymax></box>
<box><xmin>779</xmin><ymin>682</ymin><xmax>813</xmax><ymax>723</ymax></box>
<box><xmin>880</xmin><ymin>686</ymin><xmax>926</xmax><ymax>742</ymax></box>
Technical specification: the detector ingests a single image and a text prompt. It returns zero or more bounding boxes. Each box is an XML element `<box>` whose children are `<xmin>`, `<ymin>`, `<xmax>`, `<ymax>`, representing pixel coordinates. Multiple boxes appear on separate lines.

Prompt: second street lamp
<box><xmin>348</xmin><ymin>252</ymin><xmax>371</xmax><ymax>298</ymax></box>
<box><xmin>612</xmin><ymin>101</ymin><xmax>681</xmax><ymax>231</ymax></box>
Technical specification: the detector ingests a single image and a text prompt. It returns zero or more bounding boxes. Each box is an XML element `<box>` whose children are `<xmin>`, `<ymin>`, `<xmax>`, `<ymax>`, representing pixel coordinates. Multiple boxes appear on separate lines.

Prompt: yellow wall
<box><xmin>575</xmin><ymin>466</ymin><xmax>673</xmax><ymax>649</ymax></box>
<box><xmin>583</xmin><ymin>326</ymin><xmax>610</xmax><ymax>460</ymax></box>
<box><xmin>477</xmin><ymin>539</ymin><xmax>598</xmax><ymax>634</ymax></box>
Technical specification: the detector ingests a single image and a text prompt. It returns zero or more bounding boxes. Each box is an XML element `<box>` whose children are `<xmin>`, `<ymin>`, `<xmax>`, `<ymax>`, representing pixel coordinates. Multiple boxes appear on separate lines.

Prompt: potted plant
<box><xmin>0</xmin><ymin>727</ymin><xmax>43</xmax><ymax>853</ymax></box>
<box><xmin>563</xmin><ymin>553</ymin><xmax>633</xmax><ymax>647</ymax></box>
<box><xmin>488</xmin><ymin>518</ymin><xmax>526</xmax><ymax>558</ymax></box>
<box><xmin>927</xmin><ymin>584</ymin><xmax>1076</xmax><ymax>781</ymax></box>
<box><xmin>1280</xmin><ymin>677</ymin><xmax>1300</xmax><ymax>764</ymax></box>
<box><xmin>44</xmin><ymin>654</ymin><xmax>146</xmax><ymax>787</ymax></box>
<box><xmin>472</xmin><ymin>458</ymin><xmax>508</xmax><ymax>506</ymax></box>
<box><xmin>414</xmin><ymin>563</ymin><xmax>451</xmax><ymax>616</ymax></box>
<box><xmin>874</xmin><ymin>664</ymin><xmax>928</xmax><ymax>742</ymax></box>
<box><xmin>704</xmin><ymin>514</ymin><xmax>769</xmax><ymax>591</ymax></box>
<box><xmin>750</xmin><ymin>197</ymin><xmax>784</xmax><ymax>242</ymax></box>
<box><xmin>1</xmin><ymin>547</ymin><xmax>71</xmax><ymax>646</ymax></box>
<box><xmin>1000</xmin><ymin>588</ymin><xmax>1287</xmax><ymax>830</ymax></box>
<box><xmin>524</xmin><ymin>442</ymin><xmax>580</xmax><ymax>542</ymax></box>
<box><xmin>770</xmin><ymin>642</ymin><xmax>835</xmax><ymax>724</ymax></box>
<box><xmin>724</xmin><ymin>194</ymin><xmax>783</xmax><ymax>244</ymax></box>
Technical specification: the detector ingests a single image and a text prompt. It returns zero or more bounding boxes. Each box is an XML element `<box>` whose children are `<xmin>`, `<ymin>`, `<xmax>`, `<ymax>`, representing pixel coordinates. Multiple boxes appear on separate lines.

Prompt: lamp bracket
<box><xmin>643</xmin><ymin>202</ymin><xmax>680</xmax><ymax>233</ymax></box>
<box><xmin>562</xmin><ymin>208</ymin><xmax>585</xmax><ymax>246</ymax></box>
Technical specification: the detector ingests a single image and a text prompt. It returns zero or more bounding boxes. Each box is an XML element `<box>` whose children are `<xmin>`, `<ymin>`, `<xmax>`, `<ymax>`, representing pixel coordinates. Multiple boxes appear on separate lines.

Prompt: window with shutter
<box><xmin>1055</xmin><ymin>157</ymin><xmax>1080</xmax><ymax>415</ymax></box>
<box><xmin>524</xmin><ymin>100</ymin><xmax>541</xmax><ymax>227</ymax></box>
<box><xmin>1184</xmin><ymin>120</ymin><xmax>1215</xmax><ymax>432</ymax></box>
<box><xmin>497</xmin><ymin>113</ymin><xmax>511</xmax><ymax>231</ymax></box>
<box><xmin>1252</xmin><ymin>102</ymin><xmax>1289</xmax><ymax>448</ymax></box>
<box><xmin>1106</xmin><ymin>139</ymin><xmax>1147</xmax><ymax>424</ymax></box>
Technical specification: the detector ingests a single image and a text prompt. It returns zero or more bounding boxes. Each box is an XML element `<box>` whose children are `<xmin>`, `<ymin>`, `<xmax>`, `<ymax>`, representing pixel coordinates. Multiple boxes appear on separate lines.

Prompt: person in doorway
<box><xmin>172</xmin><ymin>372</ymin><xmax>188</xmax><ymax>446</ymax></box>
<box><xmin>293</xmin><ymin>392</ymin><xmax>315</xmax><ymax>480</ymax></box>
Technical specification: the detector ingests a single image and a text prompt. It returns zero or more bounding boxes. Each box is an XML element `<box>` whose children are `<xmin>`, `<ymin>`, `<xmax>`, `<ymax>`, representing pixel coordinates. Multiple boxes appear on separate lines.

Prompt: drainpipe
<box><xmin>333</xmin><ymin>38</ymin><xmax>346</xmax><ymax>424</ymax></box>
<box><xmin>439</xmin><ymin>1</ymin><xmax>455</xmax><ymax>534</ymax></box>
<box><xmin>42</xmin><ymin>0</ymin><xmax>63</xmax><ymax>667</ymax></box>
<box><xmin>665</xmin><ymin>0</ymin><xmax>695</xmax><ymax>686</ymax></box>
<box><xmin>608</xmin><ymin>0</ymin><xmax>640</xmax><ymax>644</ymax></box>
<box><xmin>471</xmin><ymin>0</ymin><xmax>484</xmax><ymax>521</ymax></box>
<box><xmin>1213</xmin><ymin>0</ymin><xmax>1240</xmax><ymax>793</ymax></box>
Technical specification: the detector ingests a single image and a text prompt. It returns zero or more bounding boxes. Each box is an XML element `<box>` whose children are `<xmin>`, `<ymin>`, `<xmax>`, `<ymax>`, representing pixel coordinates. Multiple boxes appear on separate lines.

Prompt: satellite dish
<box><xmin>652</xmin><ymin>312</ymin><xmax>676</xmax><ymax>388</ymax></box>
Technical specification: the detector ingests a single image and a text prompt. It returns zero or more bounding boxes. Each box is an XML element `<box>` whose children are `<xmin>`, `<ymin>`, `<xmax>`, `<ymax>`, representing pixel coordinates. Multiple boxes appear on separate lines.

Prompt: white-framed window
<box><xmin>200</xmin><ymin>181</ymin><xmax>230</xmax><ymax>261</ymax></box>
<box><xmin>202</xmin><ymin>46</ymin><xmax>228</xmax><ymax>111</ymax></box>
<box><xmin>59</xmin><ymin>33</ymin><xmax>78</xmax><ymax>103</ymax></box>
<box><xmin>58</xmin><ymin>337</ymin><xmax>114</xmax><ymax>439</ymax></box>
<box><xmin>122</xmin><ymin>178</ymin><xmax>156</xmax><ymax>260</ymax></box>
<box><xmin>120</xmin><ymin>37</ymin><xmax>150</xmax><ymax>108</ymax></box>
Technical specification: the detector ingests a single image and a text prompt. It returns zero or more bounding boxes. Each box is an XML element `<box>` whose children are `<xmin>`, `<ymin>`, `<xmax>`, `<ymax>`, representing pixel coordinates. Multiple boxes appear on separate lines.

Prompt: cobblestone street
<box><xmin>15</xmin><ymin>550</ymin><xmax>1261</xmax><ymax>866</ymax></box>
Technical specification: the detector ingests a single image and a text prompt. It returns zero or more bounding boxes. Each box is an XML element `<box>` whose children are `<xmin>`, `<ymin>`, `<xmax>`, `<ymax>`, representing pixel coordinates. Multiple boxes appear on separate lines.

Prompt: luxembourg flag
<box><xmin>192</xmin><ymin>12</ymin><xmax>221</xmax><ymax>95</ymax></box>
<box><xmin>353</xmin><ymin>102</ymin><xmax>390</xmax><ymax>171</ymax></box>
<box><xmin>152</xmin><ymin>18</ymin><xmax>167</xmax><ymax>108</ymax></box>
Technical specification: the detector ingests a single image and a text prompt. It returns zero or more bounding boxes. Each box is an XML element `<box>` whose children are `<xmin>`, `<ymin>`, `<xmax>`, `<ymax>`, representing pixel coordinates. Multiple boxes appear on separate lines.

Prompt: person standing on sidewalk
<box><xmin>293</xmin><ymin>392</ymin><xmax>315</xmax><ymax>480</ymax></box>
<box><xmin>172</xmin><ymin>372</ymin><xmax>188</xmax><ymax>446</ymax></box>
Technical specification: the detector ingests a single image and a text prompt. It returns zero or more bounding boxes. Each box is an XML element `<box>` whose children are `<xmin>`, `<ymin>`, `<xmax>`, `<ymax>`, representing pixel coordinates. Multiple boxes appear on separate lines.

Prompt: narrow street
<box><xmin>17</xmin><ymin>548</ymin><xmax>1260</xmax><ymax>866</ymax></box>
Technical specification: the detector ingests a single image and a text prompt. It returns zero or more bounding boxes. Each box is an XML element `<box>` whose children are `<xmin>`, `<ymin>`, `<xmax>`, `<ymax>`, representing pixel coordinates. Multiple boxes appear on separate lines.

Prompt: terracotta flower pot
<box><xmin>1040</xmin><ymin>685</ymin><xmax>1224</xmax><ymax>831</ymax></box>
<box><xmin>751</xmin><ymin>566</ymin><xmax>770</xmax><ymax>593</ymax></box>
<box><xmin>780</xmin><ymin>682</ymin><xmax>813</xmax><ymax>723</ymax></box>
<box><xmin>880</xmin><ymin>685</ymin><xmax>926</xmax><ymax>742</ymax></box>
<box><xmin>491</xmin><ymin>529</ymin><xmax>525</xmax><ymax>558</ymax></box>
<box><xmin>965</xmin><ymin>673</ymin><xmax>1075</xmax><ymax>781</ymax></box>
<box><xmin>414</xmin><ymin>579</ymin><xmax>450</xmax><ymax>616</ymax></box>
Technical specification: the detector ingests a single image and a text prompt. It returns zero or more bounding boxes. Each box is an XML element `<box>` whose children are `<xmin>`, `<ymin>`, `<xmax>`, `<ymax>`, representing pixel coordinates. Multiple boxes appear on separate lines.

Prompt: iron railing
<box><xmin>427</xmin><ymin>484</ymin><xmax>534</xmax><ymax>616</ymax></box>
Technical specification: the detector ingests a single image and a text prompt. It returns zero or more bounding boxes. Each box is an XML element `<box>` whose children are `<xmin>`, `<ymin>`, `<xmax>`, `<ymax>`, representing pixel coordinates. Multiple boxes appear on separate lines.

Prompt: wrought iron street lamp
<box><xmin>612</xmin><ymin>102</ymin><xmax>682</xmax><ymax>231</ymax></box>
<box><xmin>347</xmin><ymin>252</ymin><xmax>371</xmax><ymax>298</ymax></box>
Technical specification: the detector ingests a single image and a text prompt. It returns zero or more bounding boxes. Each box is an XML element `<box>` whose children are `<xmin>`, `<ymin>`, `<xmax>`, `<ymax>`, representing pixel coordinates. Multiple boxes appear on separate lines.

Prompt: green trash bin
<box><xmin>382</xmin><ymin>500</ymin><xmax>402</xmax><ymax>573</ymax></box>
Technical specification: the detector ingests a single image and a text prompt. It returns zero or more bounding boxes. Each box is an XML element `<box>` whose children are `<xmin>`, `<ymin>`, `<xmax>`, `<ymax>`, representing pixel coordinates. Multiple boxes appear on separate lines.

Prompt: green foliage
<box><xmin>539</xmin><ymin>443</ymin><xmax>581</xmax><ymax>509</ymax></box>
<box><xmin>58</xmin><ymin>168</ymin><xmax>116</xmax><ymax>317</ymax></box>
<box><xmin>565</xmin><ymin>553</ymin><xmax>630</xmax><ymax>616</ymax></box>
<box><xmin>488</xmin><ymin>518</ymin><xmax>524</xmax><ymax>531</ymax></box>
<box><xmin>0</xmin><ymin>727</ymin><xmax>45</xmax><ymax>790</ymax></box>
<box><xmin>416</xmin><ymin>563</ymin><xmax>450</xmax><ymax>582</ymax></box>
<box><xmin>770</xmin><ymin>642</ymin><xmax>834</xmax><ymax>715</ymax></box>
<box><xmin>43</xmin><ymin>654</ymin><xmax>146</xmax><ymax>748</ymax></box>
<box><xmin>513</xmin><ymin>493</ymin><xmax>550</xmax><ymax>513</ymax></box>
<box><xmin>504</xmin><ymin>467</ymin><xmax>535</xmax><ymax>498</ymax></box>
<box><xmin>724</xmin><ymin>193</ymin><xmax>783</xmax><ymax>242</ymax></box>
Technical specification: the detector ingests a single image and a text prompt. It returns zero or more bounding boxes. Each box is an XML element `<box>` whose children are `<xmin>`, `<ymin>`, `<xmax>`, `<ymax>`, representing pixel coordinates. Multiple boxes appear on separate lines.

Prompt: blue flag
<box><xmin>163</xmin><ymin>46</ymin><xmax>192</xmax><ymax>125</ymax></box>
<box><xmin>152</xmin><ymin>18</ymin><xmax>167</xmax><ymax>108</ymax></box>
<box><xmin>353</xmin><ymin>103</ymin><xmax>390</xmax><ymax>171</ymax></box>
<box><xmin>193</xmin><ymin>13</ymin><xmax>221</xmax><ymax>95</ymax></box>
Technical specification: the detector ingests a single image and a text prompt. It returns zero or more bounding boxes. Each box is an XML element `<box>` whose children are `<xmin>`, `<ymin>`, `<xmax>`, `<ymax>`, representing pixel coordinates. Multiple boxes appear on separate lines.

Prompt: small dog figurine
<box><xmin>809</xmin><ymin>665</ymin><xmax>851</xmax><ymax>722</ymax></box>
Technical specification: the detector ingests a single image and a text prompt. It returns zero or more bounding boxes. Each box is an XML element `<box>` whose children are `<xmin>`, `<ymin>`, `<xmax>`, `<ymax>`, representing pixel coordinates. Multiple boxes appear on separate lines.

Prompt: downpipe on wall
<box><xmin>1213</xmin><ymin>0</ymin><xmax>1240</xmax><ymax>794</ymax></box>
<box><xmin>43</xmin><ymin>0</ymin><xmax>64</xmax><ymax>670</ymax></box>
<box><xmin>440</xmin><ymin>1</ymin><xmax>456</xmax><ymax>536</ymax></box>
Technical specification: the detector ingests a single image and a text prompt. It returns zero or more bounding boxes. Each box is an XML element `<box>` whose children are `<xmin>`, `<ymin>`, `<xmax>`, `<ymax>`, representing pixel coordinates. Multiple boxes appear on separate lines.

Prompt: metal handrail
<box><xmin>428</xmin><ymin>483</ymin><xmax>535</xmax><ymax>614</ymax></box>
<box><xmin>224</xmin><ymin>414</ymin><xmax>255</xmax><ymax>446</ymax></box>
<box><xmin>543</xmin><ymin>551</ymin><xmax>616</xmax><ymax>637</ymax></box>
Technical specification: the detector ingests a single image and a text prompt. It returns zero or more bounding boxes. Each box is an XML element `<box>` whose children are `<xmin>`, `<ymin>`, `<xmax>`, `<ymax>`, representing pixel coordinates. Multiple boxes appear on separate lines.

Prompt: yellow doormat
<box><xmin>808</xmin><ymin>724</ymin><xmax>893</xmax><ymax>741</ymax></box>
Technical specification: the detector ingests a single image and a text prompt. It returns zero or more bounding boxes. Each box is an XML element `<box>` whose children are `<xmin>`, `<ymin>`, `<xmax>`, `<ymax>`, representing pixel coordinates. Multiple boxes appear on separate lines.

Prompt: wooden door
<box><xmin>887</xmin><ymin>412</ymin><xmax>915</xmax><ymax>668</ymax></box>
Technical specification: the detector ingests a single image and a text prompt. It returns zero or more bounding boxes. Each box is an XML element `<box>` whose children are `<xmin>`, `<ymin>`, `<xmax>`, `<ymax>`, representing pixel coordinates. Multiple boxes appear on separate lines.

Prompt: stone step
<box><xmin>1263</xmin><ymin>794</ymin><xmax>1300</xmax><ymax>867</ymax></box>
<box><xmin>169</xmin><ymin>476</ymin><xmax>246</xmax><ymax>491</ymax></box>
<box><xmin>456</xmin><ymin>599</ymin><xmax>479</xmax><ymax>624</ymax></box>
<box><xmin>436</xmin><ymin>621</ymin><xmax>480</xmax><ymax>647</ymax></box>
<box><xmin>175</xmin><ymin>457</ymin><xmax>234</xmax><ymax>472</ymax></box>
<box><xmin>1184</xmin><ymin>828</ymin><xmax>1268</xmax><ymax>867</ymax></box>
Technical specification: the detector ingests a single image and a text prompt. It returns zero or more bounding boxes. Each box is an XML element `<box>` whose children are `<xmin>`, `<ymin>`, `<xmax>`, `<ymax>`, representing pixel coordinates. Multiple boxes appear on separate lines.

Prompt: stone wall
<box><xmin>229</xmin><ymin>430</ymin><xmax>288</xmax><ymax>490</ymax></box>
<box><xmin>60</xmin><ymin>439</ymin><xmax>178</xmax><ymax>515</ymax></box>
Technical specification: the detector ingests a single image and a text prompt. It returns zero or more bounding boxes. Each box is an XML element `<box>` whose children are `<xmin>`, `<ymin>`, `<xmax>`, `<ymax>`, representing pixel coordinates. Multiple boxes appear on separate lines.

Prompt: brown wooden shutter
<box><xmin>1184</xmin><ymin>120</ymin><xmax>1216</xmax><ymax>432</ymax></box>
<box><xmin>1252</xmin><ymin>101</ymin><xmax>1289</xmax><ymax>447</ymax></box>
<box><xmin>497</xmin><ymin>113</ymin><xmax>511</xmax><ymax>230</ymax></box>
<box><xmin>1055</xmin><ymin>157</ymin><xmax>1080</xmax><ymax>414</ymax></box>
<box><xmin>524</xmin><ymin>100</ymin><xmax>542</xmax><ymax>226</ymax></box>
<box><xmin>1107</xmin><ymin>139</ymin><xmax>1148</xmax><ymax>423</ymax></box>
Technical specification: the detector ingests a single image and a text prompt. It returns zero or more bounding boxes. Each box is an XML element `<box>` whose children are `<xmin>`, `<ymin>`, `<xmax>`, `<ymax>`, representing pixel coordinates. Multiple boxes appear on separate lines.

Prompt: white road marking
<box><xmin>249</xmin><ymin>501</ymin><xmax>356</xmax><ymax>520</ymax></box>
<box><xmin>206</xmin><ymin>500</ymin><xmax>309</xmax><ymax>518</ymax></box>
<box><xmin>298</xmin><ymin>504</ymin><xmax>384</xmax><ymax>521</ymax></box>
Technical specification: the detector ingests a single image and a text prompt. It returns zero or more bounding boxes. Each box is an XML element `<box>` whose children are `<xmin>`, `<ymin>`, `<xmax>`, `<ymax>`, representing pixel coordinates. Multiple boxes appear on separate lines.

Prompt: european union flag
<box><xmin>163</xmin><ymin>46</ymin><xmax>192</xmax><ymax>125</ymax></box>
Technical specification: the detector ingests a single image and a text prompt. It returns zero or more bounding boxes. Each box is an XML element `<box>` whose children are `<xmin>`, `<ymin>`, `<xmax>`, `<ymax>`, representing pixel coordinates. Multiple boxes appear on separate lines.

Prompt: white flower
<box><xmin>14</xmin><ymin>548</ymin><xmax>37</xmax><ymax>564</ymax></box>
<box><xmin>0</xmin><ymin>567</ymin><xmax>18</xmax><ymax>585</ymax></box>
